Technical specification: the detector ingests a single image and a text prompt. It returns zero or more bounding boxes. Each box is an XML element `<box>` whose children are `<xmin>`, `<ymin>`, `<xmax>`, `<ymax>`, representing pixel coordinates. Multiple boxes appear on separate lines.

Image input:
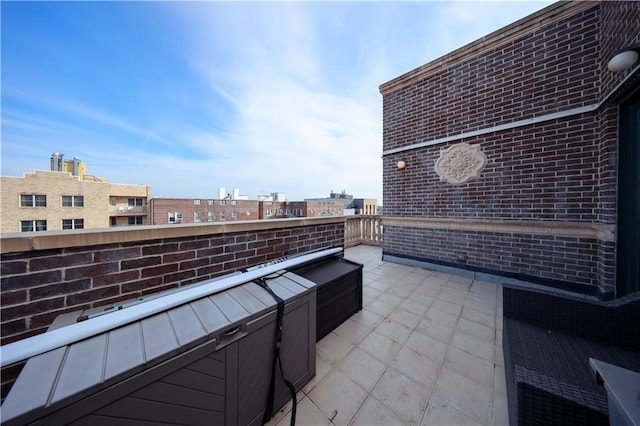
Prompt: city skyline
<box><xmin>2</xmin><ymin>1</ymin><xmax>553</xmax><ymax>202</ymax></box>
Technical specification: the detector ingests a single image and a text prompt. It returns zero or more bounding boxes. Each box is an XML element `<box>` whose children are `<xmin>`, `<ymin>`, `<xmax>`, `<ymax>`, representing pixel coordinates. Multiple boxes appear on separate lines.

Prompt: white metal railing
<box><xmin>345</xmin><ymin>215</ymin><xmax>382</xmax><ymax>247</ymax></box>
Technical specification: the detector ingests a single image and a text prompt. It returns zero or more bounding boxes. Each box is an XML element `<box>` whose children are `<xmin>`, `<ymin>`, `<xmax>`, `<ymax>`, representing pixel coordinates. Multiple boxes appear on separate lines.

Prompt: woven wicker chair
<box><xmin>502</xmin><ymin>287</ymin><xmax>640</xmax><ymax>425</ymax></box>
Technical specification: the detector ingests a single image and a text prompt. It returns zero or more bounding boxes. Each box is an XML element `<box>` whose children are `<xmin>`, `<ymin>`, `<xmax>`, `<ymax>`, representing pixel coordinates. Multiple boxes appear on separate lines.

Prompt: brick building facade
<box><xmin>381</xmin><ymin>1</ymin><xmax>639</xmax><ymax>299</ymax></box>
<box><xmin>150</xmin><ymin>198</ymin><xmax>260</xmax><ymax>224</ymax></box>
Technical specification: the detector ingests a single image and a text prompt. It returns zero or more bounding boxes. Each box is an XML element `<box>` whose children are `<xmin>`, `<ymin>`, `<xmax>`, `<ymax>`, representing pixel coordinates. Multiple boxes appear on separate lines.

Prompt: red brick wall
<box><xmin>0</xmin><ymin>220</ymin><xmax>344</xmax><ymax>399</ymax></box>
<box><xmin>381</xmin><ymin>1</ymin><xmax>640</xmax><ymax>298</ymax></box>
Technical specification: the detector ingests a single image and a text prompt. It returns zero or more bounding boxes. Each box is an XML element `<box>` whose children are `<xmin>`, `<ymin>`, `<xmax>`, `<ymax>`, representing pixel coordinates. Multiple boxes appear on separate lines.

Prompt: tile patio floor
<box><xmin>267</xmin><ymin>245</ymin><xmax>508</xmax><ymax>426</ymax></box>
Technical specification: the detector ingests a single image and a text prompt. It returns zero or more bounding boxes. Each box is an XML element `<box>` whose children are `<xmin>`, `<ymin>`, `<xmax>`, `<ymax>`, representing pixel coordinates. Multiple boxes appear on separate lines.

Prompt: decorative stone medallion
<box><xmin>434</xmin><ymin>142</ymin><xmax>487</xmax><ymax>185</ymax></box>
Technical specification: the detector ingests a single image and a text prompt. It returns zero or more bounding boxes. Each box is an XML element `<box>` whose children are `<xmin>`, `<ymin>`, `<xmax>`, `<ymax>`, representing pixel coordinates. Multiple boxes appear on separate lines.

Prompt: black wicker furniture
<box><xmin>502</xmin><ymin>287</ymin><xmax>640</xmax><ymax>425</ymax></box>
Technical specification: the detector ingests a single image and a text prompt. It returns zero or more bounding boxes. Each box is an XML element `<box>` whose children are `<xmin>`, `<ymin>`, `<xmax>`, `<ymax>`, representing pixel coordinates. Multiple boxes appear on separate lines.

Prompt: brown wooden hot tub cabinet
<box><xmin>1</xmin><ymin>272</ymin><xmax>316</xmax><ymax>426</ymax></box>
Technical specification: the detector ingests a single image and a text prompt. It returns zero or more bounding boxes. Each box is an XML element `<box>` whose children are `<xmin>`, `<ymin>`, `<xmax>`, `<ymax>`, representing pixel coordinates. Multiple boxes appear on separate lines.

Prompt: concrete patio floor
<box><xmin>267</xmin><ymin>245</ymin><xmax>508</xmax><ymax>426</ymax></box>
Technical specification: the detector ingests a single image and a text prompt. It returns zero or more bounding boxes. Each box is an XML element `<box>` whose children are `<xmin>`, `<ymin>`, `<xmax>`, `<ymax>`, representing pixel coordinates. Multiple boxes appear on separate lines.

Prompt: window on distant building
<box><xmin>110</xmin><ymin>217</ymin><xmax>117</xmax><ymax>226</ymax></box>
<box><xmin>168</xmin><ymin>212</ymin><xmax>183</xmax><ymax>223</ymax></box>
<box><xmin>194</xmin><ymin>211</ymin><xmax>202</xmax><ymax>222</ymax></box>
<box><xmin>62</xmin><ymin>219</ymin><xmax>84</xmax><ymax>229</ymax></box>
<box><xmin>21</xmin><ymin>220</ymin><xmax>47</xmax><ymax>232</ymax></box>
<box><xmin>220</xmin><ymin>200</ymin><xmax>226</xmax><ymax>205</ymax></box>
<box><xmin>231</xmin><ymin>211</ymin><xmax>238</xmax><ymax>220</ymax></box>
<box><xmin>128</xmin><ymin>216</ymin><xmax>143</xmax><ymax>225</ymax></box>
<box><xmin>220</xmin><ymin>211</ymin><xmax>226</xmax><ymax>221</ymax></box>
<box><xmin>232</xmin><ymin>200</ymin><xmax>237</xmax><ymax>205</ymax></box>
<box><xmin>193</xmin><ymin>199</ymin><xmax>201</xmax><ymax>205</ymax></box>
<box><xmin>20</xmin><ymin>194</ymin><xmax>46</xmax><ymax>207</ymax></box>
<box><xmin>110</xmin><ymin>197</ymin><xmax>117</xmax><ymax>206</ymax></box>
<box><xmin>207</xmin><ymin>211</ymin><xmax>214</xmax><ymax>222</ymax></box>
<box><xmin>207</xmin><ymin>200</ymin><xmax>214</xmax><ymax>205</ymax></box>
<box><xmin>128</xmin><ymin>198</ymin><xmax>144</xmax><ymax>207</ymax></box>
<box><xmin>62</xmin><ymin>195</ymin><xmax>84</xmax><ymax>207</ymax></box>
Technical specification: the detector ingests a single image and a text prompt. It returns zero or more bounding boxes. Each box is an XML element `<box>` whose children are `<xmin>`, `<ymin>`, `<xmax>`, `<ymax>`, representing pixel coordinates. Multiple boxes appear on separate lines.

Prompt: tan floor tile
<box><xmin>432</xmin><ymin>299</ymin><xmax>463</xmax><ymax>316</ymax></box>
<box><xmin>451</xmin><ymin>329</ymin><xmax>495</xmax><ymax>363</ymax></box>
<box><xmin>415</xmin><ymin>318</ymin><xmax>455</xmax><ymax>345</ymax></box>
<box><xmin>350</xmin><ymin>309</ymin><xmax>384</xmax><ymax>329</ymax></box>
<box><xmin>317</xmin><ymin>332</ymin><xmax>354</xmax><ymax>363</ymax></box>
<box><xmin>425</xmin><ymin>306</ymin><xmax>460</xmax><ymax>328</ymax></box>
<box><xmin>337</xmin><ymin>347</ymin><xmax>387</xmax><ymax>392</ymax></box>
<box><xmin>350</xmin><ymin>395</ymin><xmax>406</xmax><ymax>426</ymax></box>
<box><xmin>437</xmin><ymin>288</ymin><xmax>468</xmax><ymax>306</ymax></box>
<box><xmin>409</xmin><ymin>292</ymin><xmax>437</xmax><ymax>307</ymax></box>
<box><xmin>456</xmin><ymin>317</ymin><xmax>495</xmax><ymax>343</ymax></box>
<box><xmin>405</xmin><ymin>331</ymin><xmax>449</xmax><ymax>365</ymax></box>
<box><xmin>431</xmin><ymin>368</ymin><xmax>493</xmax><ymax>424</ymax></box>
<box><xmin>399</xmin><ymin>299</ymin><xmax>429</xmax><ymax>316</ymax></box>
<box><xmin>371</xmin><ymin>367</ymin><xmax>431</xmax><ymax>425</ymax></box>
<box><xmin>374</xmin><ymin>318</ymin><xmax>412</xmax><ymax>344</ymax></box>
<box><xmin>422</xmin><ymin>394</ymin><xmax>481</xmax><ymax>426</ymax></box>
<box><xmin>387</xmin><ymin>308</ymin><xmax>421</xmax><ymax>329</ymax></box>
<box><xmin>378</xmin><ymin>292</ymin><xmax>404</xmax><ymax>307</ymax></box>
<box><xmin>391</xmin><ymin>346</ymin><xmax>439</xmax><ymax>389</ymax></box>
<box><xmin>333</xmin><ymin>318</ymin><xmax>373</xmax><ymax>345</ymax></box>
<box><xmin>443</xmin><ymin>345</ymin><xmax>494</xmax><ymax>388</ymax></box>
<box><xmin>367</xmin><ymin>299</ymin><xmax>396</xmax><ymax>317</ymax></box>
<box><xmin>461</xmin><ymin>306</ymin><xmax>496</xmax><ymax>328</ymax></box>
<box><xmin>307</xmin><ymin>370</ymin><xmax>368</xmax><ymax>426</ymax></box>
<box><xmin>358</xmin><ymin>330</ymin><xmax>403</xmax><ymax>364</ymax></box>
<box><xmin>463</xmin><ymin>298</ymin><xmax>496</xmax><ymax>316</ymax></box>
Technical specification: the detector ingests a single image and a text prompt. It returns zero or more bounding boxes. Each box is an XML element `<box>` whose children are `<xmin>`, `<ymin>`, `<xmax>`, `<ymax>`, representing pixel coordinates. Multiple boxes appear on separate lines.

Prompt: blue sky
<box><xmin>2</xmin><ymin>1</ymin><xmax>553</xmax><ymax>202</ymax></box>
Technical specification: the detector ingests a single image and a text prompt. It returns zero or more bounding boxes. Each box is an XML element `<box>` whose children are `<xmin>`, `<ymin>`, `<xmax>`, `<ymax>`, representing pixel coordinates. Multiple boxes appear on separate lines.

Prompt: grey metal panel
<box><xmin>243</xmin><ymin>282</ymin><xmax>279</xmax><ymax>307</ymax></box>
<box><xmin>265</xmin><ymin>280</ymin><xmax>295</xmax><ymax>300</ymax></box>
<box><xmin>209</xmin><ymin>291</ymin><xmax>250</xmax><ymax>323</ymax></box>
<box><xmin>227</xmin><ymin>285</ymin><xmax>270</xmax><ymax>316</ymax></box>
<box><xmin>189</xmin><ymin>296</ymin><xmax>230</xmax><ymax>334</ymax></box>
<box><xmin>270</xmin><ymin>274</ymin><xmax>306</xmax><ymax>295</ymax></box>
<box><xmin>104</xmin><ymin>322</ymin><xmax>144</xmax><ymax>381</ymax></box>
<box><xmin>166</xmin><ymin>304</ymin><xmax>207</xmax><ymax>346</ymax></box>
<box><xmin>140</xmin><ymin>313</ymin><xmax>178</xmax><ymax>362</ymax></box>
<box><xmin>0</xmin><ymin>347</ymin><xmax>66</xmax><ymax>423</ymax></box>
<box><xmin>282</xmin><ymin>271</ymin><xmax>316</xmax><ymax>289</ymax></box>
<box><xmin>51</xmin><ymin>334</ymin><xmax>107</xmax><ymax>404</ymax></box>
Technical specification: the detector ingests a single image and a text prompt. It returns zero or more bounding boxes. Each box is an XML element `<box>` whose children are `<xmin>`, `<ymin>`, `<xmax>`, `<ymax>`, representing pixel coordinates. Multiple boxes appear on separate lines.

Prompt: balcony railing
<box><xmin>345</xmin><ymin>215</ymin><xmax>382</xmax><ymax>247</ymax></box>
<box><xmin>109</xmin><ymin>205</ymin><xmax>148</xmax><ymax>214</ymax></box>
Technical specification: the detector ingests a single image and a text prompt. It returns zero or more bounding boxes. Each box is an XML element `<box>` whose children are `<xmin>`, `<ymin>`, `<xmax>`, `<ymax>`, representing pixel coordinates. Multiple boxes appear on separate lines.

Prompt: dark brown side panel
<box><xmin>69</xmin><ymin>350</ymin><xmax>227</xmax><ymax>426</ymax></box>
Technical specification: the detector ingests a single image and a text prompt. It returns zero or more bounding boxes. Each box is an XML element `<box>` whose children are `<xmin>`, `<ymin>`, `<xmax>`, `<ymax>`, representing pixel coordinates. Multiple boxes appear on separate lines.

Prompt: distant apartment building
<box><xmin>1</xmin><ymin>160</ymin><xmax>151</xmax><ymax>233</ymax></box>
<box><xmin>150</xmin><ymin>198</ymin><xmax>260</xmax><ymax>224</ymax></box>
<box><xmin>258</xmin><ymin>200</ymin><xmax>344</xmax><ymax>219</ymax></box>
<box><xmin>306</xmin><ymin>190</ymin><xmax>378</xmax><ymax>215</ymax></box>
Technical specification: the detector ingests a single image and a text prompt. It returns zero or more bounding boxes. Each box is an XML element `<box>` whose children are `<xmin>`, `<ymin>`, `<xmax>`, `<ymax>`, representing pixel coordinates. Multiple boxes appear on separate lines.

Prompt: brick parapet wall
<box><xmin>1</xmin><ymin>218</ymin><xmax>345</xmax><ymax>345</ymax></box>
<box><xmin>0</xmin><ymin>218</ymin><xmax>345</xmax><ymax>399</ymax></box>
